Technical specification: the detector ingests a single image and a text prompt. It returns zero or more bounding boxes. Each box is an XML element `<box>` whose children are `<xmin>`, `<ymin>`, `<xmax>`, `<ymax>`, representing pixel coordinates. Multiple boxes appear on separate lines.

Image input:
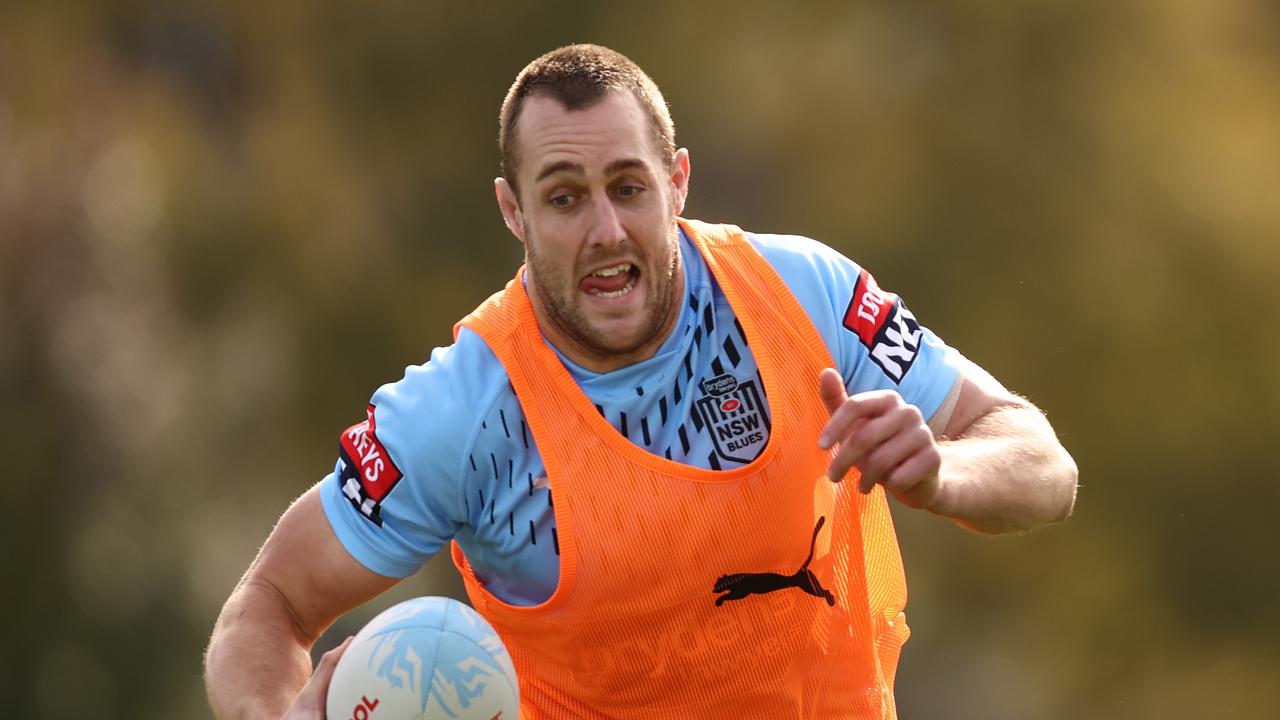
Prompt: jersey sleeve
<box><xmin>319</xmin><ymin>341</ymin><xmax>475</xmax><ymax>578</ymax></box>
<box><xmin>748</xmin><ymin>233</ymin><xmax>963</xmax><ymax>422</ymax></box>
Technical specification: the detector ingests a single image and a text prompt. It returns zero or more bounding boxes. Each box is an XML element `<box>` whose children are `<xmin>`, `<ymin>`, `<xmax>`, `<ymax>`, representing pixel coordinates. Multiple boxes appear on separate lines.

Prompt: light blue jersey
<box><xmin>320</xmin><ymin>229</ymin><xmax>962</xmax><ymax>605</ymax></box>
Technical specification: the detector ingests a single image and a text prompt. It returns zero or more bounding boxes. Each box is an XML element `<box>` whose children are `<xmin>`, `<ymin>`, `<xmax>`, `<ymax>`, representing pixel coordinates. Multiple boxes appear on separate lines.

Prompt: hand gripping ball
<box><xmin>326</xmin><ymin>597</ymin><xmax>519</xmax><ymax>720</ymax></box>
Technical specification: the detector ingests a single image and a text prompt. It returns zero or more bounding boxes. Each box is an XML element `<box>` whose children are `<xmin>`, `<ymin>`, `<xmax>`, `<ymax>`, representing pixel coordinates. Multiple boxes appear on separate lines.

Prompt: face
<box><xmin>495</xmin><ymin>91</ymin><xmax>690</xmax><ymax>373</ymax></box>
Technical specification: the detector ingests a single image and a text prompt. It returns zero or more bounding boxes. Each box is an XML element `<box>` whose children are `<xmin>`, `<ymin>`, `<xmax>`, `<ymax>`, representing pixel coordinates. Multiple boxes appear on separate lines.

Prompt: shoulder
<box><xmin>742</xmin><ymin>231</ymin><xmax>864</xmax><ymax>329</ymax></box>
<box><xmin>746</xmin><ymin>232</ymin><xmax>864</xmax><ymax>287</ymax></box>
<box><xmin>321</xmin><ymin>329</ymin><xmax>516</xmax><ymax>575</ymax></box>
<box><xmin>744</xmin><ymin>231</ymin><xmax>870</xmax><ymax>324</ymax></box>
<box><xmin>365</xmin><ymin>328</ymin><xmax>512</xmax><ymax>481</ymax></box>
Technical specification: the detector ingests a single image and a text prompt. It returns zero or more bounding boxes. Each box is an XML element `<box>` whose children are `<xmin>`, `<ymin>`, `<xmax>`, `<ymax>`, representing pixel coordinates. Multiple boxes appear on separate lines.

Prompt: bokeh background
<box><xmin>3</xmin><ymin>1</ymin><xmax>1278</xmax><ymax>718</ymax></box>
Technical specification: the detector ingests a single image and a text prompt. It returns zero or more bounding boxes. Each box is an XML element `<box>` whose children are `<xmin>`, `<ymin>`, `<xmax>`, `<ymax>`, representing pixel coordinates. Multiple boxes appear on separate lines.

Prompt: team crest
<box><xmin>696</xmin><ymin>374</ymin><xmax>771</xmax><ymax>464</ymax></box>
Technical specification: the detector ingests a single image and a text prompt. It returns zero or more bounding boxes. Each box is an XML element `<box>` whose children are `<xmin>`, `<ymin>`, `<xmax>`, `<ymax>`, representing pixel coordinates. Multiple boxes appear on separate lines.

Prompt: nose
<box><xmin>586</xmin><ymin>191</ymin><xmax>627</xmax><ymax>249</ymax></box>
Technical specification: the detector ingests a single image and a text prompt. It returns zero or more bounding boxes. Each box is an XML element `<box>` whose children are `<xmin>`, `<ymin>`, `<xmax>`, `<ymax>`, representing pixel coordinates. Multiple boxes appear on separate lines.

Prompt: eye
<box><xmin>616</xmin><ymin>184</ymin><xmax>643</xmax><ymax>199</ymax></box>
<box><xmin>550</xmin><ymin>193</ymin><xmax>575</xmax><ymax>209</ymax></box>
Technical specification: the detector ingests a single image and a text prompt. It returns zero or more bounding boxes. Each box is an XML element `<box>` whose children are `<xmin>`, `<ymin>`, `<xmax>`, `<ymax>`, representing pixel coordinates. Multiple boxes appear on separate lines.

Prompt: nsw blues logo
<box><xmin>696</xmin><ymin>374</ymin><xmax>770</xmax><ymax>464</ymax></box>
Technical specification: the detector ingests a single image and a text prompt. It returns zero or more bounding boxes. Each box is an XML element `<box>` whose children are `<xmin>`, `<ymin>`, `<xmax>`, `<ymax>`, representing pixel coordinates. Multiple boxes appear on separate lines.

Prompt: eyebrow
<box><xmin>534</xmin><ymin>157</ymin><xmax>652</xmax><ymax>183</ymax></box>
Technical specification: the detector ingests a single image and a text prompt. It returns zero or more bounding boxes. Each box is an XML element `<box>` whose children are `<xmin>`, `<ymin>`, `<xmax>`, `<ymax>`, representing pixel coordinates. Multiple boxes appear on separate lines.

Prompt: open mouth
<box><xmin>579</xmin><ymin>262</ymin><xmax>640</xmax><ymax>299</ymax></box>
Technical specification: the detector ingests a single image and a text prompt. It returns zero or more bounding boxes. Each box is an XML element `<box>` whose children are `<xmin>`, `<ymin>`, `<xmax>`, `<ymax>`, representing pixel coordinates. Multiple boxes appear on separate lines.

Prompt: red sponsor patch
<box><xmin>842</xmin><ymin>269</ymin><xmax>896</xmax><ymax>346</ymax></box>
<box><xmin>842</xmin><ymin>269</ymin><xmax>923</xmax><ymax>383</ymax></box>
<box><xmin>720</xmin><ymin>398</ymin><xmax>740</xmax><ymax>412</ymax></box>
<box><xmin>339</xmin><ymin>404</ymin><xmax>402</xmax><ymax>502</ymax></box>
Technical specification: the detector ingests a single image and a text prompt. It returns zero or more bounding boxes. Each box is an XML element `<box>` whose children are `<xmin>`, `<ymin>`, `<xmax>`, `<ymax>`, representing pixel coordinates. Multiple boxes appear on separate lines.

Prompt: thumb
<box><xmin>818</xmin><ymin>368</ymin><xmax>847</xmax><ymax>417</ymax></box>
<box><xmin>297</xmin><ymin>636</ymin><xmax>353</xmax><ymax>711</ymax></box>
<box><xmin>313</xmin><ymin>636</ymin><xmax>353</xmax><ymax>686</ymax></box>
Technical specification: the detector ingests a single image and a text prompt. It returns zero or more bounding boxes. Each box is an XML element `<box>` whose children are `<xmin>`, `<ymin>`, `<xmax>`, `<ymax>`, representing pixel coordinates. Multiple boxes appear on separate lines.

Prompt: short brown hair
<box><xmin>499</xmin><ymin>44</ymin><xmax>675</xmax><ymax>194</ymax></box>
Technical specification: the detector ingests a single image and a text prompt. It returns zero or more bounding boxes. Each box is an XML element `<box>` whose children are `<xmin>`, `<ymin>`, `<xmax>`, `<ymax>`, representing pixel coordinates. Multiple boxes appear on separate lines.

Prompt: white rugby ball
<box><xmin>326</xmin><ymin>596</ymin><xmax>519</xmax><ymax>720</ymax></box>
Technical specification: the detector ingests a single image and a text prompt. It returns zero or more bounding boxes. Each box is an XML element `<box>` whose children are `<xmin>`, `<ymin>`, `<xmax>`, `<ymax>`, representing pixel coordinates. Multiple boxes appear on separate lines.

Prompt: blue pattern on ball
<box><xmin>363</xmin><ymin>598</ymin><xmax>511</xmax><ymax>717</ymax></box>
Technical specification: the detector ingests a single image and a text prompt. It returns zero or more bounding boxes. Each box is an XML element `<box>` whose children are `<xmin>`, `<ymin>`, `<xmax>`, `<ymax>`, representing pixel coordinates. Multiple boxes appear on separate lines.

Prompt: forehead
<box><xmin>514</xmin><ymin>91</ymin><xmax>660</xmax><ymax>182</ymax></box>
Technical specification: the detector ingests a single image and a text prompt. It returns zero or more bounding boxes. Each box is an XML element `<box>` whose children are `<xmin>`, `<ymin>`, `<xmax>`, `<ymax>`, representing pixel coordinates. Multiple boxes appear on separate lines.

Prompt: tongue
<box><xmin>580</xmin><ymin>271</ymin><xmax>631</xmax><ymax>295</ymax></box>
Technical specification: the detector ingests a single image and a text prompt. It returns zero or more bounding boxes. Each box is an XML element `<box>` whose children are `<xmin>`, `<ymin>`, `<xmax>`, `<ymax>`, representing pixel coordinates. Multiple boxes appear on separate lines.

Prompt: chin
<box><xmin>576</xmin><ymin>312</ymin><xmax>656</xmax><ymax>353</ymax></box>
<box><xmin>588</xmin><ymin>325</ymin><xmax>649</xmax><ymax>355</ymax></box>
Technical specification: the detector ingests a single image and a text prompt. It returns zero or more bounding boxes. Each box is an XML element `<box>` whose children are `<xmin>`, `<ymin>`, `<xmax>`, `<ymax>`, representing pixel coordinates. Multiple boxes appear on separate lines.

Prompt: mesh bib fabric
<box><xmin>452</xmin><ymin>219</ymin><xmax>909</xmax><ymax>719</ymax></box>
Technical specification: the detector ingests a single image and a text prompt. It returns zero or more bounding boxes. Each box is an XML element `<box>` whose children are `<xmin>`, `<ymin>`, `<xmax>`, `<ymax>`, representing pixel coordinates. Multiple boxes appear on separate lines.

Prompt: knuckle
<box><xmin>921</xmin><ymin>444</ymin><xmax>942</xmax><ymax>465</ymax></box>
<box><xmin>898</xmin><ymin>405</ymin><xmax>921</xmax><ymax>426</ymax></box>
<box><xmin>907</xmin><ymin>415</ymin><xmax>930</xmax><ymax>435</ymax></box>
<box><xmin>865</xmin><ymin>449</ymin><xmax>893</xmax><ymax>474</ymax></box>
<box><xmin>890</xmin><ymin>458</ymin><xmax>924</xmax><ymax>485</ymax></box>
<box><xmin>911</xmin><ymin>427</ymin><xmax>933</xmax><ymax>449</ymax></box>
<box><xmin>884</xmin><ymin>470</ymin><xmax>911</xmax><ymax>492</ymax></box>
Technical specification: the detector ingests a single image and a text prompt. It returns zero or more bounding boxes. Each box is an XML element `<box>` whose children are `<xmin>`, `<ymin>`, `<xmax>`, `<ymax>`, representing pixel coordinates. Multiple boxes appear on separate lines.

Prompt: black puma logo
<box><xmin>712</xmin><ymin>516</ymin><xmax>835</xmax><ymax>607</ymax></box>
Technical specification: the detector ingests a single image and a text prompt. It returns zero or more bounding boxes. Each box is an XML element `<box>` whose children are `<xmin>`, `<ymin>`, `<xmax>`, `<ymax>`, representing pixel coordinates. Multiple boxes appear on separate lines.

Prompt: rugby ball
<box><xmin>326</xmin><ymin>596</ymin><xmax>519</xmax><ymax>720</ymax></box>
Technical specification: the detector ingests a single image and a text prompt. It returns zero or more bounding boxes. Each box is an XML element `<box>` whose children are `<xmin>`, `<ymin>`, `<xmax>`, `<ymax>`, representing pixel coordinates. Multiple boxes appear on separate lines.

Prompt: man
<box><xmin>205</xmin><ymin>44</ymin><xmax>1077</xmax><ymax>719</ymax></box>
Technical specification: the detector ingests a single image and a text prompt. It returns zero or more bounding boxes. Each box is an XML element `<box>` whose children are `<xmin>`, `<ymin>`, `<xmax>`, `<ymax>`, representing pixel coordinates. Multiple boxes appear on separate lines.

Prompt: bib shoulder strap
<box><xmin>453</xmin><ymin>270</ymin><xmax>529</xmax><ymax>345</ymax></box>
<box><xmin>678</xmin><ymin>218</ymin><xmax>831</xmax><ymax>364</ymax></box>
<box><xmin>678</xmin><ymin>217</ymin><xmax>742</xmax><ymax>247</ymax></box>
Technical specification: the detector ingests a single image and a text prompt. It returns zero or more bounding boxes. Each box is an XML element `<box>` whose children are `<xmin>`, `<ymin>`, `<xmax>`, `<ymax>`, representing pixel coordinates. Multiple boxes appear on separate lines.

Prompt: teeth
<box><xmin>591</xmin><ymin>274</ymin><xmax>637</xmax><ymax>298</ymax></box>
<box><xmin>592</xmin><ymin>263</ymin><xmax>632</xmax><ymax>278</ymax></box>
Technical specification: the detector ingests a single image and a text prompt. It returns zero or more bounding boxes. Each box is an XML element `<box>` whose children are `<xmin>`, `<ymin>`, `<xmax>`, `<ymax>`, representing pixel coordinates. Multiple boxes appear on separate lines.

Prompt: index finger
<box><xmin>818</xmin><ymin>390</ymin><xmax>902</xmax><ymax>449</ymax></box>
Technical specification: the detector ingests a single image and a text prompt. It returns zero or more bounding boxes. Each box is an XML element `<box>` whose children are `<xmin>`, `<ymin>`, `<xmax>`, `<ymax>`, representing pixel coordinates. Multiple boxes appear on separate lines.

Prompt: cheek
<box><xmin>528</xmin><ymin>210</ymin><xmax>585</xmax><ymax>246</ymax></box>
<box><xmin>527</xmin><ymin>233</ymin><xmax>578</xmax><ymax>277</ymax></box>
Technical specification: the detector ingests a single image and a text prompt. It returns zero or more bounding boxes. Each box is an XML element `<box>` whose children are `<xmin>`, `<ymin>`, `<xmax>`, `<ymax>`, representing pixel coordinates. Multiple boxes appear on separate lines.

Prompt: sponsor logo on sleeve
<box><xmin>337</xmin><ymin>404</ymin><xmax>403</xmax><ymax>527</ymax></box>
<box><xmin>842</xmin><ymin>269</ymin><xmax>923</xmax><ymax>383</ymax></box>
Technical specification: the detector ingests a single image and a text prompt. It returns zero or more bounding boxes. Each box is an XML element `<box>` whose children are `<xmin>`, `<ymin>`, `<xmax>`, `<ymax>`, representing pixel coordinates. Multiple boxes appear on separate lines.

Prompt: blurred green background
<box><xmin>2</xmin><ymin>1</ymin><xmax>1278</xmax><ymax>718</ymax></box>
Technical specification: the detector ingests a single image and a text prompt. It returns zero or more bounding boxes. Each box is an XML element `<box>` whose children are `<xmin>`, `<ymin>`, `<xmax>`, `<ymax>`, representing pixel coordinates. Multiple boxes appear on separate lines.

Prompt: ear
<box><xmin>670</xmin><ymin>148</ymin><xmax>691</xmax><ymax>216</ymax></box>
<box><xmin>495</xmin><ymin>177</ymin><xmax>526</xmax><ymax>244</ymax></box>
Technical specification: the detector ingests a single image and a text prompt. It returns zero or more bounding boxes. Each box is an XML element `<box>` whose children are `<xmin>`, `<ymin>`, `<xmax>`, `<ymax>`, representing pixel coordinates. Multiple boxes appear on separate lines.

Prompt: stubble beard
<box><xmin>524</xmin><ymin>223</ymin><xmax>682</xmax><ymax>366</ymax></box>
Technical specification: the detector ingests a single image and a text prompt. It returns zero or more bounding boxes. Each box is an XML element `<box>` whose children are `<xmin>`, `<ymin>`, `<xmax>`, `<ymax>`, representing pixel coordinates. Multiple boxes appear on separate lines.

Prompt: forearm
<box><xmin>930</xmin><ymin>406</ymin><xmax>1078</xmax><ymax>534</ymax></box>
<box><xmin>205</xmin><ymin>578</ymin><xmax>318</xmax><ymax>720</ymax></box>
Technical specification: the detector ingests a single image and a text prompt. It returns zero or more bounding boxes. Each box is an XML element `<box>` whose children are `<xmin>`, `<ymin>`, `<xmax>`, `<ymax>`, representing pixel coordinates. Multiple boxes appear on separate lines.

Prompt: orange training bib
<box><xmin>452</xmin><ymin>219</ymin><xmax>909</xmax><ymax>719</ymax></box>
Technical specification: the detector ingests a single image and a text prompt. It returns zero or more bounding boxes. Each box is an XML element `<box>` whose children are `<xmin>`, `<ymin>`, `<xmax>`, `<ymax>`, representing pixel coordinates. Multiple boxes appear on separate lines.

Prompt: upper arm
<box><xmin>935</xmin><ymin>357</ymin><xmax>1037</xmax><ymax>439</ymax></box>
<box><xmin>247</xmin><ymin>482</ymin><xmax>400</xmax><ymax>643</ymax></box>
<box><xmin>320</xmin><ymin>337</ymin><xmax>494</xmax><ymax>578</ymax></box>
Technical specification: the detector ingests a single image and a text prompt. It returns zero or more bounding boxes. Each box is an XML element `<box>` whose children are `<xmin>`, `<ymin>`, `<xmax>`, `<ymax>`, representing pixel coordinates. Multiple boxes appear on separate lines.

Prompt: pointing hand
<box><xmin>817</xmin><ymin>368</ymin><xmax>942</xmax><ymax>509</ymax></box>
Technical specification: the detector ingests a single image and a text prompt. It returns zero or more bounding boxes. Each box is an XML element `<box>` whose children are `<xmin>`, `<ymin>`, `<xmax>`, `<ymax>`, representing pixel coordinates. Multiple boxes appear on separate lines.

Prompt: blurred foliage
<box><xmin>2</xmin><ymin>1</ymin><xmax>1278</xmax><ymax>718</ymax></box>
